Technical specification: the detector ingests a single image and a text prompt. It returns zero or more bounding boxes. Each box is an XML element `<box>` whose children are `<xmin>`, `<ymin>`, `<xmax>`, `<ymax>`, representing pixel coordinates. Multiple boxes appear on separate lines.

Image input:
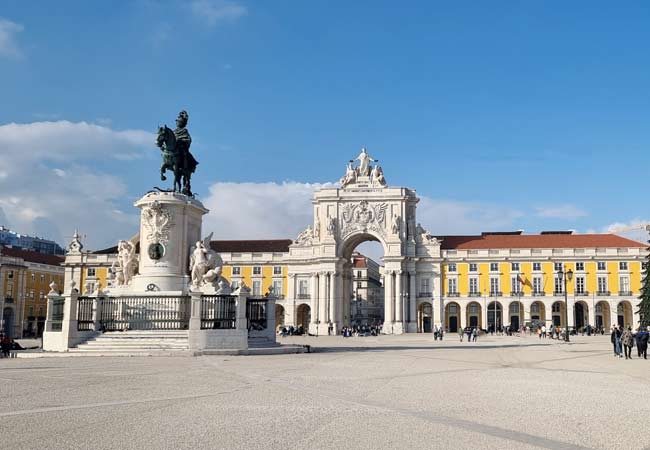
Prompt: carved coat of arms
<box><xmin>340</xmin><ymin>200</ymin><xmax>388</xmax><ymax>238</ymax></box>
<box><xmin>142</xmin><ymin>200</ymin><xmax>173</xmax><ymax>244</ymax></box>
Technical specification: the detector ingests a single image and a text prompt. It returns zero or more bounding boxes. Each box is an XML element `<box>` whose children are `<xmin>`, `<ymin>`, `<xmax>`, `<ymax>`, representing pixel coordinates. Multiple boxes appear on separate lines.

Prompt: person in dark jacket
<box><xmin>636</xmin><ymin>326</ymin><xmax>649</xmax><ymax>359</ymax></box>
<box><xmin>611</xmin><ymin>325</ymin><xmax>623</xmax><ymax>358</ymax></box>
<box><xmin>0</xmin><ymin>335</ymin><xmax>11</xmax><ymax>358</ymax></box>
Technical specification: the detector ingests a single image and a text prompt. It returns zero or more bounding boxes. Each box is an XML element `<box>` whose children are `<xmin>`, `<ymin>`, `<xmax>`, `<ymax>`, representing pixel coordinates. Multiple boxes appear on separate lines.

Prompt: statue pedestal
<box><xmin>130</xmin><ymin>192</ymin><xmax>208</xmax><ymax>293</ymax></box>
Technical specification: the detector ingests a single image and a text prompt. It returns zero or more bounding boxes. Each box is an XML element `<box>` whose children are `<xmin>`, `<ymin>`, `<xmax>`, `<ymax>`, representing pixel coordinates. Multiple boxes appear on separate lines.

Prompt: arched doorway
<box><xmin>552</xmin><ymin>301</ymin><xmax>565</xmax><ymax>327</ymax></box>
<box><xmin>530</xmin><ymin>301</ymin><xmax>545</xmax><ymax>323</ymax></box>
<box><xmin>595</xmin><ymin>301</ymin><xmax>610</xmax><ymax>330</ymax></box>
<box><xmin>344</xmin><ymin>239</ymin><xmax>385</xmax><ymax>328</ymax></box>
<box><xmin>617</xmin><ymin>301</ymin><xmax>633</xmax><ymax>328</ymax></box>
<box><xmin>296</xmin><ymin>304</ymin><xmax>311</xmax><ymax>329</ymax></box>
<box><xmin>574</xmin><ymin>301</ymin><xmax>588</xmax><ymax>330</ymax></box>
<box><xmin>2</xmin><ymin>307</ymin><xmax>14</xmax><ymax>338</ymax></box>
<box><xmin>487</xmin><ymin>301</ymin><xmax>502</xmax><ymax>332</ymax></box>
<box><xmin>418</xmin><ymin>302</ymin><xmax>432</xmax><ymax>333</ymax></box>
<box><xmin>508</xmin><ymin>301</ymin><xmax>523</xmax><ymax>329</ymax></box>
<box><xmin>466</xmin><ymin>302</ymin><xmax>482</xmax><ymax>329</ymax></box>
<box><xmin>445</xmin><ymin>302</ymin><xmax>460</xmax><ymax>332</ymax></box>
<box><xmin>275</xmin><ymin>304</ymin><xmax>285</xmax><ymax>329</ymax></box>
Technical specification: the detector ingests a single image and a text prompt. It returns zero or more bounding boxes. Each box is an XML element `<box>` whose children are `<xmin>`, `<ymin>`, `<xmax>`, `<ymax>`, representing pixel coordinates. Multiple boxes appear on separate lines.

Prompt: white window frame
<box><xmin>252</xmin><ymin>266</ymin><xmax>262</xmax><ymax>276</ymax></box>
<box><xmin>448</xmin><ymin>278</ymin><xmax>457</xmax><ymax>294</ymax></box>
<box><xmin>533</xmin><ymin>277</ymin><xmax>542</xmax><ymax>294</ymax></box>
<box><xmin>575</xmin><ymin>276</ymin><xmax>585</xmax><ymax>294</ymax></box>
<box><xmin>533</xmin><ymin>262</ymin><xmax>541</xmax><ymax>271</ymax></box>
<box><xmin>490</xmin><ymin>262</ymin><xmax>499</xmax><ymax>272</ymax></box>
<box><xmin>447</xmin><ymin>263</ymin><xmax>457</xmax><ymax>273</ymax></box>
<box><xmin>469</xmin><ymin>263</ymin><xmax>478</xmax><ymax>272</ymax></box>
<box><xmin>232</xmin><ymin>266</ymin><xmax>241</xmax><ymax>275</ymax></box>
<box><xmin>469</xmin><ymin>278</ymin><xmax>478</xmax><ymax>294</ymax></box>
<box><xmin>273</xmin><ymin>266</ymin><xmax>282</xmax><ymax>275</ymax></box>
<box><xmin>597</xmin><ymin>276</ymin><xmax>607</xmax><ymax>293</ymax></box>
<box><xmin>575</xmin><ymin>262</ymin><xmax>584</xmax><ymax>271</ymax></box>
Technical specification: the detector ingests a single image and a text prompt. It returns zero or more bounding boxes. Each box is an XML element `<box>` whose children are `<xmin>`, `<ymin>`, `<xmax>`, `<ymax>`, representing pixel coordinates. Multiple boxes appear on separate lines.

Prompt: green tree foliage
<box><xmin>637</xmin><ymin>248</ymin><xmax>650</xmax><ymax>327</ymax></box>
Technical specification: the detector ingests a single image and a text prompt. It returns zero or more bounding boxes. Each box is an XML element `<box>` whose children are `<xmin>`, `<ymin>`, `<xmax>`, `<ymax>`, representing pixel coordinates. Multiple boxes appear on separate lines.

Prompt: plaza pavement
<box><xmin>0</xmin><ymin>334</ymin><xmax>649</xmax><ymax>450</ymax></box>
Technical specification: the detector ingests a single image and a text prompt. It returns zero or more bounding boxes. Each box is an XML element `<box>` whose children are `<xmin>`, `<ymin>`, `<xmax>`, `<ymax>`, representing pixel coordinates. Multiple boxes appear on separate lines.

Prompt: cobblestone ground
<box><xmin>1</xmin><ymin>334</ymin><xmax>649</xmax><ymax>450</ymax></box>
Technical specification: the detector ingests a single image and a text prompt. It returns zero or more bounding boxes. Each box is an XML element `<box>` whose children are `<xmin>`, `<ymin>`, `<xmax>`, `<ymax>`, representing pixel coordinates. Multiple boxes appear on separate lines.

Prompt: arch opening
<box><xmin>343</xmin><ymin>238</ymin><xmax>385</xmax><ymax>329</ymax></box>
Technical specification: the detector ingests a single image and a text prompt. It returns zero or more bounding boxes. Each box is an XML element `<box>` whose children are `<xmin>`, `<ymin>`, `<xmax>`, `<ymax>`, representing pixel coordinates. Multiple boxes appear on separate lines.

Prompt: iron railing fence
<box><xmin>77</xmin><ymin>296</ymin><xmax>94</xmax><ymax>331</ymax></box>
<box><xmin>200</xmin><ymin>295</ymin><xmax>237</xmax><ymax>329</ymax></box>
<box><xmin>99</xmin><ymin>296</ymin><xmax>190</xmax><ymax>331</ymax></box>
<box><xmin>247</xmin><ymin>298</ymin><xmax>267</xmax><ymax>330</ymax></box>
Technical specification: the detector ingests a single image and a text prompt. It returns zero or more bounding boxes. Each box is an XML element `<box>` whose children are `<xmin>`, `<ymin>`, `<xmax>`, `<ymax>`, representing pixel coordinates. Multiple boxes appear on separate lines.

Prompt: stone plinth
<box><xmin>131</xmin><ymin>192</ymin><xmax>208</xmax><ymax>293</ymax></box>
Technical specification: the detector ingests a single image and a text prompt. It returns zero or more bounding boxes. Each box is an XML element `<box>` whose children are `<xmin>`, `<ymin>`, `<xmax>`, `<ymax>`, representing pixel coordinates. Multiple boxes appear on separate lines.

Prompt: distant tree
<box><xmin>637</xmin><ymin>247</ymin><xmax>650</xmax><ymax>327</ymax></box>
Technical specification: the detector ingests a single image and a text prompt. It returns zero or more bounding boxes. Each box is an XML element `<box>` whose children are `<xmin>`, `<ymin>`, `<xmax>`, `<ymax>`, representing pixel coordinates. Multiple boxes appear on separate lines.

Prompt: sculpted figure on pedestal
<box><xmin>327</xmin><ymin>217</ymin><xmax>338</xmax><ymax>236</ymax></box>
<box><xmin>155</xmin><ymin>110</ymin><xmax>199</xmax><ymax>196</ymax></box>
<box><xmin>189</xmin><ymin>232</ymin><xmax>224</xmax><ymax>289</ymax></box>
<box><xmin>370</xmin><ymin>165</ymin><xmax>386</xmax><ymax>186</ymax></box>
<box><xmin>355</xmin><ymin>148</ymin><xmax>376</xmax><ymax>176</ymax></box>
<box><xmin>340</xmin><ymin>161</ymin><xmax>357</xmax><ymax>187</ymax></box>
<box><xmin>293</xmin><ymin>225</ymin><xmax>313</xmax><ymax>246</ymax></box>
<box><xmin>392</xmin><ymin>214</ymin><xmax>401</xmax><ymax>235</ymax></box>
<box><xmin>117</xmin><ymin>240</ymin><xmax>137</xmax><ymax>286</ymax></box>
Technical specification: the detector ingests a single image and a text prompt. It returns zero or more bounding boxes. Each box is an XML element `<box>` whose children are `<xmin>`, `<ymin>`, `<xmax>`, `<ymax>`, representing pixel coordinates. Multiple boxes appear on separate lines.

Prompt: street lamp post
<box><xmin>558</xmin><ymin>265</ymin><xmax>574</xmax><ymax>342</ymax></box>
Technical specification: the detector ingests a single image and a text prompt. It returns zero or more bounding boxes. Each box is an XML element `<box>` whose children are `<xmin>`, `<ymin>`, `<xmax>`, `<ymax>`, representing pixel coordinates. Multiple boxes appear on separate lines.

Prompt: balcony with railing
<box><xmin>489</xmin><ymin>291</ymin><xmax>503</xmax><ymax>297</ymax></box>
<box><xmin>618</xmin><ymin>291</ymin><xmax>633</xmax><ymax>296</ymax></box>
<box><xmin>575</xmin><ymin>291</ymin><xmax>589</xmax><ymax>296</ymax></box>
<box><xmin>446</xmin><ymin>292</ymin><xmax>460</xmax><ymax>297</ymax></box>
<box><xmin>554</xmin><ymin>290</ymin><xmax>564</xmax><ymax>296</ymax></box>
<box><xmin>468</xmin><ymin>292</ymin><xmax>481</xmax><ymax>297</ymax></box>
<box><xmin>418</xmin><ymin>292</ymin><xmax>432</xmax><ymax>298</ymax></box>
<box><xmin>597</xmin><ymin>291</ymin><xmax>611</xmax><ymax>296</ymax></box>
<box><xmin>296</xmin><ymin>293</ymin><xmax>311</xmax><ymax>299</ymax></box>
<box><xmin>532</xmin><ymin>291</ymin><xmax>546</xmax><ymax>297</ymax></box>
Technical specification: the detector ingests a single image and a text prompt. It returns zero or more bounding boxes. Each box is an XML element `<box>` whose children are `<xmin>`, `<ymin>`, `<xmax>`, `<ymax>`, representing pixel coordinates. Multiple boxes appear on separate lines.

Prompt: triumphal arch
<box><xmin>285</xmin><ymin>149</ymin><xmax>442</xmax><ymax>335</ymax></box>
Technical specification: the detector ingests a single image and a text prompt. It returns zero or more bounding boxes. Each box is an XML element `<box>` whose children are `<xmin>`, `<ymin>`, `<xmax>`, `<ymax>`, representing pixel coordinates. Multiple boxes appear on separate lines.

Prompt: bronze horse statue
<box><xmin>155</xmin><ymin>125</ymin><xmax>197</xmax><ymax>195</ymax></box>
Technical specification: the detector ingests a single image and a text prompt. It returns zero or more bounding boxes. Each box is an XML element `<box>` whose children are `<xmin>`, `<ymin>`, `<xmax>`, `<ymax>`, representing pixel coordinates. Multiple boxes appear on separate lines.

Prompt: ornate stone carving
<box><xmin>67</xmin><ymin>230</ymin><xmax>83</xmax><ymax>253</ymax></box>
<box><xmin>142</xmin><ymin>200</ymin><xmax>173</xmax><ymax>245</ymax></box>
<box><xmin>391</xmin><ymin>214</ymin><xmax>401</xmax><ymax>235</ymax></box>
<box><xmin>416</xmin><ymin>223</ymin><xmax>439</xmax><ymax>245</ymax></box>
<box><xmin>189</xmin><ymin>232</ymin><xmax>225</xmax><ymax>290</ymax></box>
<box><xmin>117</xmin><ymin>240</ymin><xmax>138</xmax><ymax>286</ymax></box>
<box><xmin>340</xmin><ymin>200</ymin><xmax>388</xmax><ymax>237</ymax></box>
<box><xmin>292</xmin><ymin>225</ymin><xmax>313</xmax><ymax>246</ymax></box>
<box><xmin>327</xmin><ymin>217</ymin><xmax>338</xmax><ymax>236</ymax></box>
<box><xmin>313</xmin><ymin>217</ymin><xmax>320</xmax><ymax>239</ymax></box>
<box><xmin>338</xmin><ymin>148</ymin><xmax>386</xmax><ymax>188</ymax></box>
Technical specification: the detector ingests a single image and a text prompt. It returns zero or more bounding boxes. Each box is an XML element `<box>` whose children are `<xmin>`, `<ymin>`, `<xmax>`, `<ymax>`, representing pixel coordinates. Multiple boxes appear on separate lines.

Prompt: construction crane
<box><xmin>608</xmin><ymin>223</ymin><xmax>650</xmax><ymax>243</ymax></box>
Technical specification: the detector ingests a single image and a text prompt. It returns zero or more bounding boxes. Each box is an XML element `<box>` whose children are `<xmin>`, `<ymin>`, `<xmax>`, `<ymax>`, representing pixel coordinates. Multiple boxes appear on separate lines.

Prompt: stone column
<box><xmin>394</xmin><ymin>270</ymin><xmax>404</xmax><ymax>334</ymax></box>
<box><xmin>335</xmin><ymin>272</ymin><xmax>343</xmax><ymax>325</ymax></box>
<box><xmin>545</xmin><ymin>304</ymin><xmax>553</xmax><ymax>327</ymax></box>
<box><xmin>588</xmin><ymin>302</ymin><xmax>596</xmax><ymax>328</ymax></box>
<box><xmin>310</xmin><ymin>273</ymin><xmax>319</xmax><ymax>332</ymax></box>
<box><xmin>481</xmin><ymin>299</ymin><xmax>488</xmax><ymax>331</ymax></box>
<box><xmin>408</xmin><ymin>271</ymin><xmax>417</xmax><ymax>332</ymax></box>
<box><xmin>382</xmin><ymin>270</ymin><xmax>394</xmax><ymax>334</ymax></box>
<box><xmin>318</xmin><ymin>272</ymin><xmax>328</xmax><ymax>333</ymax></box>
<box><xmin>566</xmin><ymin>297</ymin><xmax>575</xmax><ymax>331</ymax></box>
<box><xmin>329</xmin><ymin>272</ymin><xmax>339</xmax><ymax>334</ymax></box>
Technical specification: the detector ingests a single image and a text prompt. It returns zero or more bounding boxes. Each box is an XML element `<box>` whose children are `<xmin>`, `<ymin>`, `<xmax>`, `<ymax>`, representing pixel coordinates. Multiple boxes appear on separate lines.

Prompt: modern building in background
<box><xmin>0</xmin><ymin>226</ymin><xmax>65</xmax><ymax>255</ymax></box>
<box><xmin>0</xmin><ymin>246</ymin><xmax>64</xmax><ymax>338</ymax></box>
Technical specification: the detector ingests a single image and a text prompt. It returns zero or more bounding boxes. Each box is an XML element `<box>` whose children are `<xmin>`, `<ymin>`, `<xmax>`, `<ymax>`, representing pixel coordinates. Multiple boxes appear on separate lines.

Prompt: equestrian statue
<box><xmin>155</xmin><ymin>110</ymin><xmax>198</xmax><ymax>196</ymax></box>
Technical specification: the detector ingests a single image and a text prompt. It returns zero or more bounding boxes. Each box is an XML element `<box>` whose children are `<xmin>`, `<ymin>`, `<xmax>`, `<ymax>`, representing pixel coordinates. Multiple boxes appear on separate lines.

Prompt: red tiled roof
<box><xmin>210</xmin><ymin>240</ymin><xmax>293</xmax><ymax>253</ymax></box>
<box><xmin>439</xmin><ymin>233</ymin><xmax>647</xmax><ymax>250</ymax></box>
<box><xmin>0</xmin><ymin>246</ymin><xmax>65</xmax><ymax>266</ymax></box>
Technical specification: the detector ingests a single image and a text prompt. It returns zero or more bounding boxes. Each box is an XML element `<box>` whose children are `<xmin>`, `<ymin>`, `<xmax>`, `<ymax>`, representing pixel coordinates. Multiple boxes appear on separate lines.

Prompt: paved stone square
<box><xmin>1</xmin><ymin>334</ymin><xmax>649</xmax><ymax>450</ymax></box>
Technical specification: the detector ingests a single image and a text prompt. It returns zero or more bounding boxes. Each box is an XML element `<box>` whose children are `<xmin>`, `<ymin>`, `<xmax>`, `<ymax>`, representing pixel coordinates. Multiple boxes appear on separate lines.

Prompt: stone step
<box><xmin>73</xmin><ymin>347</ymin><xmax>188</xmax><ymax>352</ymax></box>
<box><xmin>79</xmin><ymin>343</ymin><xmax>189</xmax><ymax>349</ymax></box>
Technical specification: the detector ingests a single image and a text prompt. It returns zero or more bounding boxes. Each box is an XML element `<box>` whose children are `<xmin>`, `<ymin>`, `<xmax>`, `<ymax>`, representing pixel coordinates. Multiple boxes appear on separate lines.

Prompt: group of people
<box><xmin>458</xmin><ymin>327</ymin><xmax>479</xmax><ymax>342</ymax></box>
<box><xmin>610</xmin><ymin>325</ymin><xmax>649</xmax><ymax>359</ymax></box>
<box><xmin>341</xmin><ymin>324</ymin><xmax>381</xmax><ymax>337</ymax></box>
<box><xmin>277</xmin><ymin>325</ymin><xmax>305</xmax><ymax>337</ymax></box>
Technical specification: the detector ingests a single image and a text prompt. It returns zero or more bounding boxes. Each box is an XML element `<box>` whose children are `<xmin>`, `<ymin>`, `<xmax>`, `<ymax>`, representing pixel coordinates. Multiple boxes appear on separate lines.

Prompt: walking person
<box><xmin>458</xmin><ymin>325</ymin><xmax>464</xmax><ymax>342</ymax></box>
<box><xmin>472</xmin><ymin>327</ymin><xmax>478</xmax><ymax>342</ymax></box>
<box><xmin>636</xmin><ymin>326</ymin><xmax>649</xmax><ymax>359</ymax></box>
<box><xmin>622</xmin><ymin>326</ymin><xmax>634</xmax><ymax>360</ymax></box>
<box><xmin>612</xmin><ymin>325</ymin><xmax>623</xmax><ymax>358</ymax></box>
<box><xmin>0</xmin><ymin>335</ymin><xmax>11</xmax><ymax>358</ymax></box>
<box><xmin>542</xmin><ymin>325</ymin><xmax>547</xmax><ymax>338</ymax></box>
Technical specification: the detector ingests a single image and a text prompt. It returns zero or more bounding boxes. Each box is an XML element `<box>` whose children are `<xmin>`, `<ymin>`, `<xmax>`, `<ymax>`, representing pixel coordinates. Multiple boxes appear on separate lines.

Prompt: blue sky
<box><xmin>1</xmin><ymin>1</ymin><xmax>649</xmax><ymax>249</ymax></box>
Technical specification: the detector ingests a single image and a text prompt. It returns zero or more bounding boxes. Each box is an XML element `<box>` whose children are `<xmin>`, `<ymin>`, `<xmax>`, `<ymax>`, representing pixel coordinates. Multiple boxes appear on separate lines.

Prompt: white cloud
<box><xmin>0</xmin><ymin>17</ymin><xmax>23</xmax><ymax>58</ymax></box>
<box><xmin>0</xmin><ymin>120</ymin><xmax>151</xmax><ymax>249</ymax></box>
<box><xmin>201</xmin><ymin>181</ymin><xmax>525</xmax><ymax>242</ymax></box>
<box><xmin>602</xmin><ymin>219</ymin><xmax>650</xmax><ymax>244</ymax></box>
<box><xmin>534</xmin><ymin>204</ymin><xmax>588</xmax><ymax>219</ymax></box>
<box><xmin>190</xmin><ymin>0</ymin><xmax>247</xmax><ymax>27</ymax></box>
<box><xmin>0</xmin><ymin>120</ymin><xmax>153</xmax><ymax>163</ymax></box>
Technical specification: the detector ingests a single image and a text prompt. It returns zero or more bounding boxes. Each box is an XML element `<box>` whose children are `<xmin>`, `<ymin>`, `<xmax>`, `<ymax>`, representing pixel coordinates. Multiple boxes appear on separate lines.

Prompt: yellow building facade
<box><xmin>1</xmin><ymin>246</ymin><xmax>64</xmax><ymax>338</ymax></box>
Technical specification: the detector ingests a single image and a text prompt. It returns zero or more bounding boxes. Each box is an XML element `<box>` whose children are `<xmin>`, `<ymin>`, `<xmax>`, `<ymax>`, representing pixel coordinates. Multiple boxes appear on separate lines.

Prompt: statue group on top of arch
<box><xmin>340</xmin><ymin>148</ymin><xmax>386</xmax><ymax>187</ymax></box>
